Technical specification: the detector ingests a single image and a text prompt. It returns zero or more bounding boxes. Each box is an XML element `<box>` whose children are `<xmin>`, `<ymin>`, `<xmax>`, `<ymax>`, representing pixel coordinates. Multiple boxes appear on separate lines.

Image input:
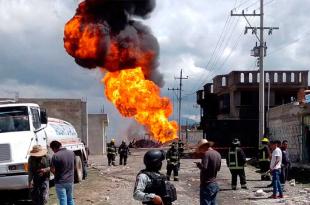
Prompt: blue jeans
<box><xmin>200</xmin><ymin>182</ymin><xmax>219</xmax><ymax>205</ymax></box>
<box><xmin>272</xmin><ymin>169</ymin><xmax>283</xmax><ymax>196</ymax></box>
<box><xmin>55</xmin><ymin>183</ymin><xmax>75</xmax><ymax>205</ymax></box>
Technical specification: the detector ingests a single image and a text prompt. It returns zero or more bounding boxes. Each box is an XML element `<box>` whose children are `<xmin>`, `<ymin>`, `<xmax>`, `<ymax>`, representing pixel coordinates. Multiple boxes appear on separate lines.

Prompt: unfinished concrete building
<box><xmin>196</xmin><ymin>70</ymin><xmax>308</xmax><ymax>155</ymax></box>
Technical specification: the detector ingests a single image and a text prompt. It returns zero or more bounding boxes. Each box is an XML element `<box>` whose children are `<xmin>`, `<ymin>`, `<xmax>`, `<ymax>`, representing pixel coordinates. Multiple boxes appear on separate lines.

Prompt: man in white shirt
<box><xmin>269</xmin><ymin>140</ymin><xmax>283</xmax><ymax>199</ymax></box>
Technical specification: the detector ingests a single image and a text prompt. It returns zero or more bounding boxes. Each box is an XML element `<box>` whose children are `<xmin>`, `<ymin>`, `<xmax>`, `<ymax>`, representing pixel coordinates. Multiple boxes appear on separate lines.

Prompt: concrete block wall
<box><xmin>88</xmin><ymin>114</ymin><xmax>108</xmax><ymax>155</ymax></box>
<box><xmin>268</xmin><ymin>103</ymin><xmax>303</xmax><ymax>162</ymax></box>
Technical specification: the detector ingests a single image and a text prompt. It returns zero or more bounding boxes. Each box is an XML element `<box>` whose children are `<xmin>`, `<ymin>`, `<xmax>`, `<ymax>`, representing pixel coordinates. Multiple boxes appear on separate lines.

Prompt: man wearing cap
<box><xmin>28</xmin><ymin>145</ymin><xmax>51</xmax><ymax>205</ymax></box>
<box><xmin>195</xmin><ymin>139</ymin><xmax>221</xmax><ymax>205</ymax></box>
<box><xmin>226</xmin><ymin>138</ymin><xmax>247</xmax><ymax>190</ymax></box>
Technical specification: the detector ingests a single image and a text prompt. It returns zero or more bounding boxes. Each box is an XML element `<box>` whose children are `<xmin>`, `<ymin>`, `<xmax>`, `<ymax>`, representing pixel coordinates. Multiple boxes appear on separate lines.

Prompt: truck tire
<box><xmin>74</xmin><ymin>155</ymin><xmax>83</xmax><ymax>183</ymax></box>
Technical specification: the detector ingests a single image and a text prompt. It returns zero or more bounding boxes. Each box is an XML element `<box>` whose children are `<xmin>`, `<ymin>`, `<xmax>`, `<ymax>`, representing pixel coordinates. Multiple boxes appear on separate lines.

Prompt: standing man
<box><xmin>107</xmin><ymin>139</ymin><xmax>117</xmax><ymax>166</ymax></box>
<box><xmin>28</xmin><ymin>145</ymin><xmax>50</xmax><ymax>205</ymax></box>
<box><xmin>226</xmin><ymin>138</ymin><xmax>247</xmax><ymax>190</ymax></box>
<box><xmin>50</xmin><ymin>140</ymin><xmax>75</xmax><ymax>205</ymax></box>
<box><xmin>269</xmin><ymin>140</ymin><xmax>283</xmax><ymax>199</ymax></box>
<box><xmin>258</xmin><ymin>137</ymin><xmax>271</xmax><ymax>180</ymax></box>
<box><xmin>178</xmin><ymin>139</ymin><xmax>184</xmax><ymax>157</ymax></box>
<box><xmin>166</xmin><ymin>142</ymin><xmax>180</xmax><ymax>181</ymax></box>
<box><xmin>118</xmin><ymin>140</ymin><xmax>130</xmax><ymax>166</ymax></box>
<box><xmin>133</xmin><ymin>150</ymin><xmax>177</xmax><ymax>205</ymax></box>
<box><xmin>280</xmin><ymin>140</ymin><xmax>290</xmax><ymax>185</ymax></box>
<box><xmin>195</xmin><ymin>139</ymin><xmax>221</xmax><ymax>205</ymax></box>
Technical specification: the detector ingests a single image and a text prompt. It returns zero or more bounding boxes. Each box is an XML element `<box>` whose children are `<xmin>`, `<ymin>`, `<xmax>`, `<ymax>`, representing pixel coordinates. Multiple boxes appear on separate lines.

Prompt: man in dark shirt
<box><xmin>195</xmin><ymin>139</ymin><xmax>221</xmax><ymax>205</ymax></box>
<box><xmin>50</xmin><ymin>140</ymin><xmax>75</xmax><ymax>205</ymax></box>
<box><xmin>280</xmin><ymin>140</ymin><xmax>290</xmax><ymax>184</ymax></box>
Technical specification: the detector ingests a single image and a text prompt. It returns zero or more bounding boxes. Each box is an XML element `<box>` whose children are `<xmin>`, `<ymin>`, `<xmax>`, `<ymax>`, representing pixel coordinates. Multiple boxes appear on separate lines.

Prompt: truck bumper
<box><xmin>0</xmin><ymin>174</ymin><xmax>28</xmax><ymax>190</ymax></box>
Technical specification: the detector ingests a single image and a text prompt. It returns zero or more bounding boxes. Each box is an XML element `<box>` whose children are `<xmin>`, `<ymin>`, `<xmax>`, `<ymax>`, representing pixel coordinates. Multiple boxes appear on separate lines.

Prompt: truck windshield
<box><xmin>0</xmin><ymin>106</ymin><xmax>30</xmax><ymax>133</ymax></box>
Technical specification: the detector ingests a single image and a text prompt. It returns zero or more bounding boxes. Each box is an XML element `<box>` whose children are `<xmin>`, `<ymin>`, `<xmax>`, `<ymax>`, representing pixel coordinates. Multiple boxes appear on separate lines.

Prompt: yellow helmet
<box><xmin>111</xmin><ymin>139</ymin><xmax>115</xmax><ymax>143</ymax></box>
<box><xmin>261</xmin><ymin>138</ymin><xmax>269</xmax><ymax>143</ymax></box>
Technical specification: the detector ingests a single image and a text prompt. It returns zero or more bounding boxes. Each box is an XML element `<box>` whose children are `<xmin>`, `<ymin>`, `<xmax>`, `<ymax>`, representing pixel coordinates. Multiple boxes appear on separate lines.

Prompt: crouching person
<box><xmin>133</xmin><ymin>150</ymin><xmax>177</xmax><ymax>205</ymax></box>
<box><xmin>28</xmin><ymin>145</ymin><xmax>50</xmax><ymax>205</ymax></box>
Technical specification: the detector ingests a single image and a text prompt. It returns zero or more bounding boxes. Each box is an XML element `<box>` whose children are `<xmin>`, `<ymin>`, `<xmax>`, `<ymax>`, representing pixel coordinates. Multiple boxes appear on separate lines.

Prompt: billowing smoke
<box><xmin>64</xmin><ymin>0</ymin><xmax>163</xmax><ymax>86</ymax></box>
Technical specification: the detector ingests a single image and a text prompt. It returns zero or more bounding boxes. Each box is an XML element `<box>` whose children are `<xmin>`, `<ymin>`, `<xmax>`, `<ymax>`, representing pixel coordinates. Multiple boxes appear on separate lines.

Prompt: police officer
<box><xmin>166</xmin><ymin>142</ymin><xmax>180</xmax><ymax>181</ymax></box>
<box><xmin>226</xmin><ymin>138</ymin><xmax>247</xmax><ymax>190</ymax></box>
<box><xmin>133</xmin><ymin>150</ymin><xmax>177</xmax><ymax>205</ymax></box>
<box><xmin>258</xmin><ymin>137</ymin><xmax>271</xmax><ymax>180</ymax></box>
<box><xmin>118</xmin><ymin>140</ymin><xmax>130</xmax><ymax>166</ymax></box>
<box><xmin>107</xmin><ymin>139</ymin><xmax>117</xmax><ymax>166</ymax></box>
<box><xmin>178</xmin><ymin>139</ymin><xmax>184</xmax><ymax>157</ymax></box>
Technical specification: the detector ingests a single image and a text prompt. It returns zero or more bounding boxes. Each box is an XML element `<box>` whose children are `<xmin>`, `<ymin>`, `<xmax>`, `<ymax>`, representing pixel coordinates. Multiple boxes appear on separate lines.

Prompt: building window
<box><xmin>222</xmin><ymin>77</ymin><xmax>226</xmax><ymax>86</ymax></box>
<box><xmin>211</xmin><ymin>84</ymin><xmax>214</xmax><ymax>93</ymax></box>
<box><xmin>257</xmin><ymin>73</ymin><xmax>260</xmax><ymax>83</ymax></box>
<box><xmin>249</xmin><ymin>73</ymin><xmax>253</xmax><ymax>83</ymax></box>
<box><xmin>274</xmin><ymin>73</ymin><xmax>278</xmax><ymax>83</ymax></box>
<box><xmin>283</xmin><ymin>73</ymin><xmax>287</xmax><ymax>82</ymax></box>
<box><xmin>291</xmin><ymin>72</ymin><xmax>295</xmax><ymax>82</ymax></box>
<box><xmin>299</xmin><ymin>72</ymin><xmax>302</xmax><ymax>83</ymax></box>
<box><xmin>240</xmin><ymin>73</ymin><xmax>244</xmax><ymax>83</ymax></box>
<box><xmin>266</xmin><ymin>73</ymin><xmax>270</xmax><ymax>82</ymax></box>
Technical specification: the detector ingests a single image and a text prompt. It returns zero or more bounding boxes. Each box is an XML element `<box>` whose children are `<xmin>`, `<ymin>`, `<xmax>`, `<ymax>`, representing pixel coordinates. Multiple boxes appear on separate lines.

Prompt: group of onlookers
<box><xmin>28</xmin><ymin>141</ymin><xmax>76</xmax><ymax>205</ymax></box>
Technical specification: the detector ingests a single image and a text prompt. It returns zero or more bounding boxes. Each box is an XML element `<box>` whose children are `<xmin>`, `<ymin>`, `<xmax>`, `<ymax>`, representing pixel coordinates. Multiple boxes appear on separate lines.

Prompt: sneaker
<box><xmin>279</xmin><ymin>195</ymin><xmax>286</xmax><ymax>198</ymax></box>
<box><xmin>174</xmin><ymin>178</ymin><xmax>179</xmax><ymax>181</ymax></box>
<box><xmin>241</xmin><ymin>186</ymin><xmax>248</xmax><ymax>190</ymax></box>
<box><xmin>232</xmin><ymin>187</ymin><xmax>237</xmax><ymax>190</ymax></box>
<box><xmin>266</xmin><ymin>183</ymin><xmax>273</xmax><ymax>188</ymax></box>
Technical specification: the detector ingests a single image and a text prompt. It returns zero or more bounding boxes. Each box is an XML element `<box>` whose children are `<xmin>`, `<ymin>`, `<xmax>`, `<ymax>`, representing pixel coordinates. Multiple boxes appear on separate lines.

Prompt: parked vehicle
<box><xmin>0</xmin><ymin>103</ymin><xmax>88</xmax><ymax>191</ymax></box>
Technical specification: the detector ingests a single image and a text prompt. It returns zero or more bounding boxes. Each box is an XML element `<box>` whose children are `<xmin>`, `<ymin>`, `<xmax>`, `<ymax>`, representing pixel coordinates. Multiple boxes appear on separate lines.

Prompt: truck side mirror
<box><xmin>40</xmin><ymin>109</ymin><xmax>48</xmax><ymax>124</ymax></box>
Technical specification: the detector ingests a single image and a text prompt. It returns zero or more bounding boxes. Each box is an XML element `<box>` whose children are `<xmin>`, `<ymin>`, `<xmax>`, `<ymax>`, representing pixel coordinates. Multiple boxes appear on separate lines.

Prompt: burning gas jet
<box><xmin>64</xmin><ymin>0</ymin><xmax>177</xmax><ymax>143</ymax></box>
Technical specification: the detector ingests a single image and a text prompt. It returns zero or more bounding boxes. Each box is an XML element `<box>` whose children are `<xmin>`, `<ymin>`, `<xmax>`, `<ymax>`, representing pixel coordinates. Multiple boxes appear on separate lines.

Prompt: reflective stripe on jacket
<box><xmin>228</xmin><ymin>148</ymin><xmax>244</xmax><ymax>170</ymax></box>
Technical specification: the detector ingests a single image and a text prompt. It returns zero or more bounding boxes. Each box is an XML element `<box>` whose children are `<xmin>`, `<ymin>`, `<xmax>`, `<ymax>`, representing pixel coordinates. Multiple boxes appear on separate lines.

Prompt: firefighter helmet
<box><xmin>261</xmin><ymin>138</ymin><xmax>269</xmax><ymax>143</ymax></box>
<box><xmin>232</xmin><ymin>138</ymin><xmax>240</xmax><ymax>146</ymax></box>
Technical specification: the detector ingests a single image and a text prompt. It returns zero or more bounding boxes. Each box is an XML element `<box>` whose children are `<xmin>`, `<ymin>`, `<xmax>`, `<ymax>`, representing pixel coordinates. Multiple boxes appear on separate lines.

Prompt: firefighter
<box><xmin>133</xmin><ymin>150</ymin><xmax>177</xmax><ymax>205</ymax></box>
<box><xmin>166</xmin><ymin>142</ymin><xmax>180</xmax><ymax>181</ymax></box>
<box><xmin>118</xmin><ymin>140</ymin><xmax>130</xmax><ymax>166</ymax></box>
<box><xmin>226</xmin><ymin>138</ymin><xmax>247</xmax><ymax>190</ymax></box>
<box><xmin>178</xmin><ymin>139</ymin><xmax>184</xmax><ymax>157</ymax></box>
<box><xmin>258</xmin><ymin>137</ymin><xmax>271</xmax><ymax>180</ymax></box>
<box><xmin>107</xmin><ymin>139</ymin><xmax>117</xmax><ymax>166</ymax></box>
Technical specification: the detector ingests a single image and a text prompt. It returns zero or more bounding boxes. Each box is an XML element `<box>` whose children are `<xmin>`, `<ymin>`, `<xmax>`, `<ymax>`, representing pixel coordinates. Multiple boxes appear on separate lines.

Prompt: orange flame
<box><xmin>103</xmin><ymin>67</ymin><xmax>178</xmax><ymax>143</ymax></box>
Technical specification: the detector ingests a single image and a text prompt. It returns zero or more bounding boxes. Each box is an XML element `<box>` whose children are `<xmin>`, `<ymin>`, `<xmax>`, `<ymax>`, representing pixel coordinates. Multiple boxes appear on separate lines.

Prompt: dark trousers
<box><xmin>119</xmin><ymin>154</ymin><xmax>128</xmax><ymax>165</ymax></box>
<box><xmin>230</xmin><ymin>169</ymin><xmax>246</xmax><ymax>187</ymax></box>
<box><xmin>280</xmin><ymin>165</ymin><xmax>289</xmax><ymax>184</ymax></box>
<box><xmin>31</xmin><ymin>180</ymin><xmax>49</xmax><ymax>205</ymax></box>
<box><xmin>200</xmin><ymin>182</ymin><xmax>219</xmax><ymax>205</ymax></box>
<box><xmin>166</xmin><ymin>163</ymin><xmax>178</xmax><ymax>180</ymax></box>
<box><xmin>272</xmin><ymin>169</ymin><xmax>283</xmax><ymax>196</ymax></box>
<box><xmin>107</xmin><ymin>154</ymin><xmax>116</xmax><ymax>166</ymax></box>
<box><xmin>259</xmin><ymin>161</ymin><xmax>270</xmax><ymax>172</ymax></box>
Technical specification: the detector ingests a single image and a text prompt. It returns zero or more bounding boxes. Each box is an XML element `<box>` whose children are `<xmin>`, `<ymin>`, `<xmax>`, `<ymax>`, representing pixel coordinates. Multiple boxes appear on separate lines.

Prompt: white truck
<box><xmin>0</xmin><ymin>102</ymin><xmax>88</xmax><ymax>191</ymax></box>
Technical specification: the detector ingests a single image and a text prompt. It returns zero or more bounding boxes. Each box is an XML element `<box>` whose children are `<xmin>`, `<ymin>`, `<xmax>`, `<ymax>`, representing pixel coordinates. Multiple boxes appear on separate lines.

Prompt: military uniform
<box><xmin>226</xmin><ymin>139</ymin><xmax>247</xmax><ymax>190</ymax></box>
<box><xmin>166</xmin><ymin>144</ymin><xmax>180</xmax><ymax>181</ymax></box>
<box><xmin>118</xmin><ymin>141</ymin><xmax>130</xmax><ymax>165</ymax></box>
<box><xmin>107</xmin><ymin>141</ymin><xmax>117</xmax><ymax>166</ymax></box>
<box><xmin>133</xmin><ymin>150</ymin><xmax>177</xmax><ymax>205</ymax></box>
<box><xmin>28</xmin><ymin>155</ymin><xmax>50</xmax><ymax>205</ymax></box>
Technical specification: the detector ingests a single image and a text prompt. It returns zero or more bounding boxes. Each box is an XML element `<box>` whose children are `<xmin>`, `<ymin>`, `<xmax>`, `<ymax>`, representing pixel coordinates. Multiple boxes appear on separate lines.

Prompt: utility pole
<box><xmin>231</xmin><ymin>0</ymin><xmax>279</xmax><ymax>146</ymax></box>
<box><xmin>168</xmin><ymin>69</ymin><xmax>188</xmax><ymax>139</ymax></box>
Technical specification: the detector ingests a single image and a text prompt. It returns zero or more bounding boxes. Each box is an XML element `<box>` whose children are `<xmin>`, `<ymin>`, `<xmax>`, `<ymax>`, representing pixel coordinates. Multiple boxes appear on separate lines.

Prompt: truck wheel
<box><xmin>74</xmin><ymin>155</ymin><xmax>83</xmax><ymax>183</ymax></box>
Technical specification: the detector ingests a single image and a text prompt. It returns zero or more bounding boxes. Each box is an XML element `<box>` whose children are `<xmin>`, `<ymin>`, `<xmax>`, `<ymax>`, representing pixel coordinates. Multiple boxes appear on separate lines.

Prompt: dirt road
<box><xmin>3</xmin><ymin>148</ymin><xmax>309</xmax><ymax>204</ymax></box>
